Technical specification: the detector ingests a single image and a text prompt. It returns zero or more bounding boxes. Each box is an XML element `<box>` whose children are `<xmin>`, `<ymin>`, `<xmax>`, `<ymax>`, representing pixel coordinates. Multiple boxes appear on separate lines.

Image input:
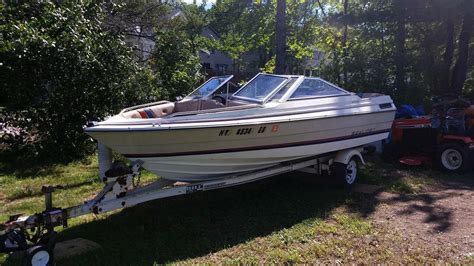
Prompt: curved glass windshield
<box><xmin>290</xmin><ymin>78</ymin><xmax>346</xmax><ymax>99</ymax></box>
<box><xmin>188</xmin><ymin>75</ymin><xmax>232</xmax><ymax>98</ymax></box>
<box><xmin>233</xmin><ymin>74</ymin><xmax>287</xmax><ymax>101</ymax></box>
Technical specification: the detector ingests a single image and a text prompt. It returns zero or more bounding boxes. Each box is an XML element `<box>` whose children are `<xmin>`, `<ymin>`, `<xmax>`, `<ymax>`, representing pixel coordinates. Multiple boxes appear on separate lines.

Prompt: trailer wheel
<box><xmin>26</xmin><ymin>245</ymin><xmax>52</xmax><ymax>266</ymax></box>
<box><xmin>437</xmin><ymin>143</ymin><xmax>470</xmax><ymax>173</ymax></box>
<box><xmin>333</xmin><ymin>156</ymin><xmax>359</xmax><ymax>186</ymax></box>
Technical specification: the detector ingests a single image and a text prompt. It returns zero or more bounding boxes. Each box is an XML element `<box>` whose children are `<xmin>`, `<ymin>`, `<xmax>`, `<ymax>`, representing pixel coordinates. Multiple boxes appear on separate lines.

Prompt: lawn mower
<box><xmin>385</xmin><ymin>96</ymin><xmax>474</xmax><ymax>172</ymax></box>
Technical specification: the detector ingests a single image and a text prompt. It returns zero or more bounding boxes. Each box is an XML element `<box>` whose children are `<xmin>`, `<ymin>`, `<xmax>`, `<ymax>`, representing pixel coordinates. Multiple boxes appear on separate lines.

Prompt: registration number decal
<box><xmin>218</xmin><ymin>126</ymin><xmax>272</xmax><ymax>137</ymax></box>
<box><xmin>186</xmin><ymin>184</ymin><xmax>203</xmax><ymax>193</ymax></box>
<box><xmin>351</xmin><ymin>128</ymin><xmax>375</xmax><ymax>136</ymax></box>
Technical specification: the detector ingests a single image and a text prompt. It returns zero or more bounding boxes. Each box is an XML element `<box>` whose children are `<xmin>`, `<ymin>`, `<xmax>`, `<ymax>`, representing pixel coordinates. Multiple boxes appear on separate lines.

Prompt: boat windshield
<box><xmin>187</xmin><ymin>75</ymin><xmax>233</xmax><ymax>98</ymax></box>
<box><xmin>233</xmin><ymin>74</ymin><xmax>288</xmax><ymax>102</ymax></box>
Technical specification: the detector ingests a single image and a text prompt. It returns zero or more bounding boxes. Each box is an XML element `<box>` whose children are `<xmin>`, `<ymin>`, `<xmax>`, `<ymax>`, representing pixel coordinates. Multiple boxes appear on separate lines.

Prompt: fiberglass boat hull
<box><xmin>86</xmin><ymin>108</ymin><xmax>394</xmax><ymax>181</ymax></box>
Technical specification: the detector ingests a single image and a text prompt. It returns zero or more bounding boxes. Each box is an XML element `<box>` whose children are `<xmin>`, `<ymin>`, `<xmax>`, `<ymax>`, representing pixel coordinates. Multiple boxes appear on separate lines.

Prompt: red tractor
<box><xmin>385</xmin><ymin>96</ymin><xmax>474</xmax><ymax>172</ymax></box>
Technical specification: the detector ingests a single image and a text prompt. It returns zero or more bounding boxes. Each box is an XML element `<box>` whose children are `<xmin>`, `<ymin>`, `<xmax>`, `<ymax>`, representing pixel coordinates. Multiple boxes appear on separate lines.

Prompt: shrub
<box><xmin>0</xmin><ymin>1</ymin><xmax>160</xmax><ymax>161</ymax></box>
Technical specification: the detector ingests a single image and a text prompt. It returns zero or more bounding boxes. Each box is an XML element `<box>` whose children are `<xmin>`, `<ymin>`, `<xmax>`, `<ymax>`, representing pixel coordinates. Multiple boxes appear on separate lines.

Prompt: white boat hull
<box><xmin>85</xmin><ymin>74</ymin><xmax>397</xmax><ymax>182</ymax></box>
<box><xmin>134</xmin><ymin>131</ymin><xmax>389</xmax><ymax>181</ymax></box>
<box><xmin>88</xmin><ymin>109</ymin><xmax>394</xmax><ymax>181</ymax></box>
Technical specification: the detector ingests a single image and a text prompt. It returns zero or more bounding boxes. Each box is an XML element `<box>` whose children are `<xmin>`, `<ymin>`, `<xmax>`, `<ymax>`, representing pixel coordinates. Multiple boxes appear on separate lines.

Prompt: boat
<box><xmin>84</xmin><ymin>73</ymin><xmax>396</xmax><ymax>181</ymax></box>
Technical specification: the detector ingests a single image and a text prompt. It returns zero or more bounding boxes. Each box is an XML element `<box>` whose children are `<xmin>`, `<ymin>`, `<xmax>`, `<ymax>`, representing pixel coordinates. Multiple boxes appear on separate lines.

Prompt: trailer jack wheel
<box><xmin>22</xmin><ymin>230</ymin><xmax>57</xmax><ymax>266</ymax></box>
<box><xmin>27</xmin><ymin>244</ymin><xmax>52</xmax><ymax>266</ymax></box>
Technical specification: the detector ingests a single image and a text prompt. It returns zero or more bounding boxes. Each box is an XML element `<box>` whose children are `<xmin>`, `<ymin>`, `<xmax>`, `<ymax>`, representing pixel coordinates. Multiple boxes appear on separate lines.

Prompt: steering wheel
<box><xmin>212</xmin><ymin>95</ymin><xmax>226</xmax><ymax>105</ymax></box>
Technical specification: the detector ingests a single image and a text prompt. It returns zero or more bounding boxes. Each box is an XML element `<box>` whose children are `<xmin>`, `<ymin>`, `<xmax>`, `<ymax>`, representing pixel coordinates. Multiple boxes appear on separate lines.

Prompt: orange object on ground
<box><xmin>399</xmin><ymin>155</ymin><xmax>432</xmax><ymax>166</ymax></box>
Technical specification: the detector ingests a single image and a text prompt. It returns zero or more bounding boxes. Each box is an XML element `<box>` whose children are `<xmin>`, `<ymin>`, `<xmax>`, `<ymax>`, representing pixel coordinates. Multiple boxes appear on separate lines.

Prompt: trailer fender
<box><xmin>333</xmin><ymin>148</ymin><xmax>365</xmax><ymax>165</ymax></box>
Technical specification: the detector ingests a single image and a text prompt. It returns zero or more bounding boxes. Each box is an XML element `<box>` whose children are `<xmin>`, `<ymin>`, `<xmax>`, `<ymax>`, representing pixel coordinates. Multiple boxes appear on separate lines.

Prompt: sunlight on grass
<box><xmin>0</xmin><ymin>154</ymin><xmax>159</xmax><ymax>265</ymax></box>
<box><xmin>332</xmin><ymin>214</ymin><xmax>372</xmax><ymax>236</ymax></box>
<box><xmin>0</xmin><ymin>155</ymin><xmax>471</xmax><ymax>264</ymax></box>
<box><xmin>180</xmin><ymin>213</ymin><xmax>377</xmax><ymax>264</ymax></box>
<box><xmin>358</xmin><ymin>157</ymin><xmax>472</xmax><ymax>194</ymax></box>
<box><xmin>467</xmin><ymin>253</ymin><xmax>474</xmax><ymax>262</ymax></box>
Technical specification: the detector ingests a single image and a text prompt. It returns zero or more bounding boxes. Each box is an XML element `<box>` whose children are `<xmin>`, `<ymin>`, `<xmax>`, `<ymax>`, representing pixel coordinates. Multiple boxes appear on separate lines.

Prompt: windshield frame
<box><xmin>231</xmin><ymin>73</ymin><xmax>291</xmax><ymax>104</ymax></box>
<box><xmin>185</xmin><ymin>75</ymin><xmax>234</xmax><ymax>99</ymax></box>
<box><xmin>287</xmin><ymin>77</ymin><xmax>351</xmax><ymax>101</ymax></box>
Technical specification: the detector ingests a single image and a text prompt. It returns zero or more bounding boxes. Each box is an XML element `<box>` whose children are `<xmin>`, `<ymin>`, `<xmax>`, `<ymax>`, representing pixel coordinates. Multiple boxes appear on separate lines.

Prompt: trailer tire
<box><xmin>333</xmin><ymin>156</ymin><xmax>359</xmax><ymax>187</ymax></box>
<box><xmin>437</xmin><ymin>143</ymin><xmax>470</xmax><ymax>173</ymax></box>
<box><xmin>26</xmin><ymin>245</ymin><xmax>53</xmax><ymax>266</ymax></box>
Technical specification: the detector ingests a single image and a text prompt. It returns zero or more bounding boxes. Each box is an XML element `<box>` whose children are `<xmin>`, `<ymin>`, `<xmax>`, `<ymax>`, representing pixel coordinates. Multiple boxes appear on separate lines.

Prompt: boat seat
<box><xmin>226</xmin><ymin>100</ymin><xmax>249</xmax><ymax>107</ymax></box>
<box><xmin>201</xmin><ymin>99</ymin><xmax>225</xmax><ymax>110</ymax></box>
<box><xmin>174</xmin><ymin>99</ymin><xmax>224</xmax><ymax>113</ymax></box>
<box><xmin>122</xmin><ymin>102</ymin><xmax>175</xmax><ymax>119</ymax></box>
<box><xmin>174</xmin><ymin>100</ymin><xmax>200</xmax><ymax>112</ymax></box>
<box><xmin>121</xmin><ymin>99</ymin><xmax>244</xmax><ymax>119</ymax></box>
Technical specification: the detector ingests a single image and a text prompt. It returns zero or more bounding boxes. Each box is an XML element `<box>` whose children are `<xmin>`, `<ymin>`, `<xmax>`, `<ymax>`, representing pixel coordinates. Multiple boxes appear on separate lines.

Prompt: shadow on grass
<box><xmin>359</xmin><ymin>154</ymin><xmax>474</xmax><ymax>193</ymax></box>
<box><xmin>390</xmin><ymin>193</ymin><xmax>454</xmax><ymax>232</ymax></box>
<box><xmin>3</xmin><ymin>158</ymin><xmax>471</xmax><ymax>265</ymax></box>
<box><xmin>353</xmin><ymin>189</ymin><xmax>460</xmax><ymax>233</ymax></box>
<box><xmin>357</xmin><ymin>155</ymin><xmax>474</xmax><ymax>233</ymax></box>
<box><xmin>5</xmin><ymin>173</ymin><xmax>365</xmax><ymax>266</ymax></box>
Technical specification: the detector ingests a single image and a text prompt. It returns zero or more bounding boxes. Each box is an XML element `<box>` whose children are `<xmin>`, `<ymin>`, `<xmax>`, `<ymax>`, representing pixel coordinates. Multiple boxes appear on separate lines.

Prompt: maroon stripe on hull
<box><xmin>124</xmin><ymin>129</ymin><xmax>390</xmax><ymax>158</ymax></box>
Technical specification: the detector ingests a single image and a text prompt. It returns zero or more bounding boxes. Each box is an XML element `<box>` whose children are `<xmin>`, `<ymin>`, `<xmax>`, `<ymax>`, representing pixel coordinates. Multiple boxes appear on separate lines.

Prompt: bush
<box><xmin>0</xmin><ymin>2</ymin><xmax>160</xmax><ymax>162</ymax></box>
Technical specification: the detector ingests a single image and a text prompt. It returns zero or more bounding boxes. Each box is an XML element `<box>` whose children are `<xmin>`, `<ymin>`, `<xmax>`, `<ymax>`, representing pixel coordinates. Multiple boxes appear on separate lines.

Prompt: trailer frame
<box><xmin>0</xmin><ymin>147</ymin><xmax>364</xmax><ymax>265</ymax></box>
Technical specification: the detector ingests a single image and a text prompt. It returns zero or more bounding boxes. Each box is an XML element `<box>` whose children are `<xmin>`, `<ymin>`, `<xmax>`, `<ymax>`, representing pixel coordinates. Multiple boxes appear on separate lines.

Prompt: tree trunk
<box><xmin>332</xmin><ymin>48</ymin><xmax>341</xmax><ymax>84</ymax></box>
<box><xmin>342</xmin><ymin>0</ymin><xmax>349</xmax><ymax>86</ymax></box>
<box><xmin>381</xmin><ymin>22</ymin><xmax>385</xmax><ymax>57</ymax></box>
<box><xmin>275</xmin><ymin>0</ymin><xmax>287</xmax><ymax>74</ymax></box>
<box><xmin>451</xmin><ymin>7</ymin><xmax>473</xmax><ymax>95</ymax></box>
<box><xmin>394</xmin><ymin>0</ymin><xmax>406</xmax><ymax>99</ymax></box>
<box><xmin>439</xmin><ymin>18</ymin><xmax>454</xmax><ymax>94</ymax></box>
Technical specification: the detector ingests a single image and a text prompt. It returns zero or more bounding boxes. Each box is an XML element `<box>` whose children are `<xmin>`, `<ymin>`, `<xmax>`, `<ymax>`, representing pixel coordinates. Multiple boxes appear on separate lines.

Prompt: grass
<box><xmin>467</xmin><ymin>253</ymin><xmax>474</xmax><ymax>263</ymax></box>
<box><xmin>0</xmin><ymin>156</ymin><xmax>157</xmax><ymax>223</ymax></box>
<box><xmin>358</xmin><ymin>155</ymin><xmax>474</xmax><ymax>194</ymax></box>
<box><xmin>0</xmin><ymin>153</ymin><xmax>472</xmax><ymax>264</ymax></box>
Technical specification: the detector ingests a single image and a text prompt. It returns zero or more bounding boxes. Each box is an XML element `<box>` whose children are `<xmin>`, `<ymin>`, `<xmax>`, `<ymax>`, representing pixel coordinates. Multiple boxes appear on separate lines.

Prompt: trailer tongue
<box><xmin>0</xmin><ymin>148</ymin><xmax>364</xmax><ymax>265</ymax></box>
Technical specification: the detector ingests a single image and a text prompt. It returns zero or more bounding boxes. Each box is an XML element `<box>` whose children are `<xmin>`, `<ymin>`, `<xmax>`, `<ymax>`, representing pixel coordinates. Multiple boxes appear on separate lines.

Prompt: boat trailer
<box><xmin>0</xmin><ymin>147</ymin><xmax>365</xmax><ymax>265</ymax></box>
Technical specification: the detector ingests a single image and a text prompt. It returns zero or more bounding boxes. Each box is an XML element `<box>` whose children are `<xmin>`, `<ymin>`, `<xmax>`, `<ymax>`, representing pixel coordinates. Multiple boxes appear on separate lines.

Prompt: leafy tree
<box><xmin>317</xmin><ymin>0</ymin><xmax>473</xmax><ymax>104</ymax></box>
<box><xmin>149</xmin><ymin>4</ymin><xmax>206</xmax><ymax>99</ymax></box>
<box><xmin>0</xmin><ymin>1</ymin><xmax>160</xmax><ymax>161</ymax></box>
<box><xmin>209</xmin><ymin>0</ymin><xmax>322</xmax><ymax>75</ymax></box>
<box><xmin>209</xmin><ymin>0</ymin><xmax>274</xmax><ymax>74</ymax></box>
<box><xmin>108</xmin><ymin>1</ymin><xmax>207</xmax><ymax>99</ymax></box>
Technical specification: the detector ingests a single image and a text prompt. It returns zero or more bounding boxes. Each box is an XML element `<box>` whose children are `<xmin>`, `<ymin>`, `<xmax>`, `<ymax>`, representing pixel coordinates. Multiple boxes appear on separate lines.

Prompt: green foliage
<box><xmin>262</xmin><ymin>56</ymin><xmax>276</xmax><ymax>73</ymax></box>
<box><xmin>210</xmin><ymin>0</ymin><xmax>473</xmax><ymax>104</ymax></box>
<box><xmin>209</xmin><ymin>1</ymin><xmax>332</xmax><ymax>75</ymax></box>
<box><xmin>316</xmin><ymin>0</ymin><xmax>474</xmax><ymax>104</ymax></box>
<box><xmin>1</xmin><ymin>0</ymin><xmax>472</xmax><ymax>164</ymax></box>
<box><xmin>209</xmin><ymin>0</ymin><xmax>275</xmax><ymax>73</ymax></box>
<box><xmin>149</xmin><ymin>4</ymin><xmax>205</xmax><ymax>99</ymax></box>
<box><xmin>0</xmin><ymin>1</ymin><xmax>160</xmax><ymax>161</ymax></box>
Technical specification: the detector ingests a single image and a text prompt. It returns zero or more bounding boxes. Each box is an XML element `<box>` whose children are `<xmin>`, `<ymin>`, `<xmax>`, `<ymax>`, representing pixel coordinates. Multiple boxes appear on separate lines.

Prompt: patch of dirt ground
<box><xmin>369</xmin><ymin>181</ymin><xmax>474</xmax><ymax>261</ymax></box>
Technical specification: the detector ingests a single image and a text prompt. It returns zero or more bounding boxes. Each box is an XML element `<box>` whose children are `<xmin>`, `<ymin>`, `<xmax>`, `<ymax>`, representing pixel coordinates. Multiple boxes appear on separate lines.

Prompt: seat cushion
<box><xmin>121</xmin><ymin>102</ymin><xmax>176</xmax><ymax>119</ymax></box>
<box><xmin>148</xmin><ymin>102</ymin><xmax>175</xmax><ymax>117</ymax></box>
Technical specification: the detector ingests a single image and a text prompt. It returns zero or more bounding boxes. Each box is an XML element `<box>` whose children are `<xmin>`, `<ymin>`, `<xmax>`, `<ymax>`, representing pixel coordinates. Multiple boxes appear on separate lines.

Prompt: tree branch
<box><xmin>316</xmin><ymin>0</ymin><xmax>326</xmax><ymax>17</ymax></box>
